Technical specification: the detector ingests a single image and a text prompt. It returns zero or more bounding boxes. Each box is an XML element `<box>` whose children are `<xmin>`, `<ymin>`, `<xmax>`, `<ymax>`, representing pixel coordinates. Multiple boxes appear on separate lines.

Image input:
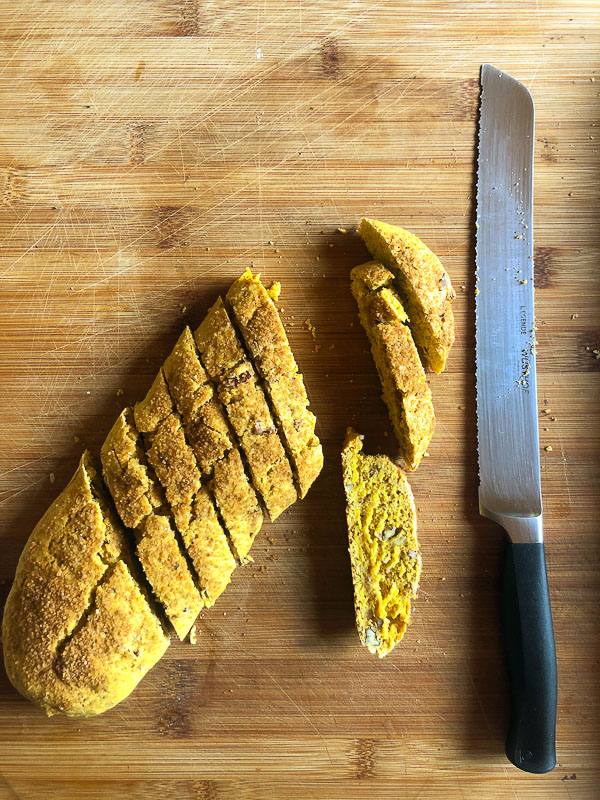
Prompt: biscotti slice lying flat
<box><xmin>359</xmin><ymin>218</ymin><xmax>455</xmax><ymax>373</ymax></box>
<box><xmin>134</xmin><ymin>371</ymin><xmax>237</xmax><ymax>598</ymax></box>
<box><xmin>226</xmin><ymin>269</ymin><xmax>323</xmax><ymax>498</ymax></box>
<box><xmin>162</xmin><ymin>327</ymin><xmax>263</xmax><ymax>563</ymax></box>
<box><xmin>351</xmin><ymin>261</ymin><xmax>435</xmax><ymax>470</ymax></box>
<box><xmin>101</xmin><ymin>409</ymin><xmax>203</xmax><ymax>640</ymax></box>
<box><xmin>342</xmin><ymin>429</ymin><xmax>421</xmax><ymax>658</ymax></box>
<box><xmin>2</xmin><ymin>453</ymin><xmax>169</xmax><ymax>717</ymax></box>
<box><xmin>195</xmin><ymin>298</ymin><xmax>297</xmax><ymax>520</ymax></box>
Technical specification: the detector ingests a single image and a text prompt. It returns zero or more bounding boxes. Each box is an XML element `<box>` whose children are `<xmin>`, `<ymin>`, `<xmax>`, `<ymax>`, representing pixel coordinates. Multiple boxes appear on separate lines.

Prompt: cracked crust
<box><xmin>342</xmin><ymin>429</ymin><xmax>420</xmax><ymax>658</ymax></box>
<box><xmin>226</xmin><ymin>270</ymin><xmax>323</xmax><ymax>498</ymax></box>
<box><xmin>351</xmin><ymin>262</ymin><xmax>435</xmax><ymax>470</ymax></box>
<box><xmin>2</xmin><ymin>453</ymin><xmax>169</xmax><ymax>717</ymax></box>
<box><xmin>359</xmin><ymin>218</ymin><xmax>455</xmax><ymax>373</ymax></box>
<box><xmin>195</xmin><ymin>300</ymin><xmax>297</xmax><ymax>520</ymax></box>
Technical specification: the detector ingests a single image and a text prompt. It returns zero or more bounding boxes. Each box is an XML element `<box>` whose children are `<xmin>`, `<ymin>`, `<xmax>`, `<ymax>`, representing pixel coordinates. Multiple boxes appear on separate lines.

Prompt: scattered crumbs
<box><xmin>543</xmin><ymin>409</ymin><xmax>552</xmax><ymax>414</ymax></box>
<box><xmin>116</xmin><ymin>388</ymin><xmax>124</xmax><ymax>397</ymax></box>
<box><xmin>256</xmin><ymin>47</ymin><xmax>262</xmax><ymax>60</ymax></box>
<box><xmin>441</xmin><ymin>577</ymin><xmax>446</xmax><ymax>581</ymax></box>
<box><xmin>458</xmin><ymin>405</ymin><xmax>465</xmax><ymax>410</ymax></box>
<box><xmin>267</xmin><ymin>281</ymin><xmax>281</xmax><ymax>301</ymax></box>
<box><xmin>515</xmin><ymin>234</ymin><xmax>523</xmax><ymax>239</ymax></box>
<box><xmin>571</xmin><ymin>313</ymin><xmax>579</xmax><ymax>319</ymax></box>
<box><xmin>49</xmin><ymin>473</ymin><xmax>55</xmax><ymax>484</ymax></box>
<box><xmin>551</xmin><ymin>417</ymin><xmax>557</xmax><ymax>422</ymax></box>
<box><xmin>181</xmin><ymin>306</ymin><xmax>187</xmax><ymax>314</ymax></box>
<box><xmin>519</xmin><ymin>279</ymin><xmax>528</xmax><ymax>285</ymax></box>
<box><xmin>315</xmin><ymin>255</ymin><xmax>320</xmax><ymax>261</ymax></box>
<box><xmin>350</xmin><ymin>321</ymin><xmax>354</xmax><ymax>327</ymax></box>
<box><xmin>337</xmin><ymin>227</ymin><xmax>347</xmax><ymax>234</ymax></box>
<box><xmin>268</xmin><ymin>240</ymin><xmax>274</xmax><ymax>246</ymax></box>
<box><xmin>561</xmin><ymin>773</ymin><xmax>577</xmax><ymax>781</ymax></box>
<box><xmin>329</xmin><ymin>343</ymin><xmax>335</xmax><ymax>350</ymax></box>
<box><xmin>329</xmin><ymin>243</ymin><xmax>334</xmax><ymax>248</ymax></box>
<box><xmin>314</xmin><ymin>344</ymin><xmax>321</xmax><ymax>353</ymax></box>
<box><xmin>545</xmin><ymin>445</ymin><xmax>553</xmax><ymax>452</ymax></box>
<box><xmin>206</xmin><ymin>246</ymin><xmax>210</xmax><ymax>251</ymax></box>
<box><xmin>475</xmin><ymin>288</ymin><xmax>479</xmax><ymax>295</ymax></box>
<box><xmin>459</xmin><ymin>593</ymin><xmax>464</xmax><ymax>598</ymax></box>
<box><xmin>74</xmin><ymin>435</ymin><xmax>81</xmax><ymax>443</ymax></box>
<box><xmin>304</xmin><ymin>318</ymin><xmax>317</xmax><ymax>341</ymax></box>
<box><xmin>383</xmin><ymin>431</ymin><xmax>388</xmax><ymax>437</ymax></box>
<box><xmin>593</xmin><ymin>349</ymin><xmax>600</xmax><ymax>355</ymax></box>
<box><xmin>423</xmin><ymin>452</ymin><xmax>430</xmax><ymax>458</ymax></box>
<box><xmin>189</xmin><ymin>625</ymin><xmax>197</xmax><ymax>645</ymax></box>
<box><xmin>223</xmin><ymin>612</ymin><xmax>226</xmax><ymax>616</ymax></box>
<box><xmin>86</xmin><ymin>391</ymin><xmax>91</xmax><ymax>395</ymax></box>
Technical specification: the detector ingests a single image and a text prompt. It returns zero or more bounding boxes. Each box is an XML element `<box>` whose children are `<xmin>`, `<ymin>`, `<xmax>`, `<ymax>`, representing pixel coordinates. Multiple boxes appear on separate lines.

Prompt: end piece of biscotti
<box><xmin>195</xmin><ymin>299</ymin><xmax>297</xmax><ymax>520</ymax></box>
<box><xmin>351</xmin><ymin>261</ymin><xmax>435</xmax><ymax>470</ymax></box>
<box><xmin>226</xmin><ymin>269</ymin><xmax>323</xmax><ymax>498</ymax></box>
<box><xmin>359</xmin><ymin>218</ymin><xmax>455</xmax><ymax>373</ymax></box>
<box><xmin>341</xmin><ymin>429</ymin><xmax>421</xmax><ymax>658</ymax></box>
<box><xmin>101</xmin><ymin>409</ymin><xmax>203</xmax><ymax>640</ymax></box>
<box><xmin>2</xmin><ymin>453</ymin><xmax>169</xmax><ymax>717</ymax></box>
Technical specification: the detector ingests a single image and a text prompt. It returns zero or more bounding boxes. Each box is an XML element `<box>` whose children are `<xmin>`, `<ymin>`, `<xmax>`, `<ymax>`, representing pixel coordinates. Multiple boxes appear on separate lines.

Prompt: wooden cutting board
<box><xmin>1</xmin><ymin>2</ymin><xmax>598</xmax><ymax>797</ymax></box>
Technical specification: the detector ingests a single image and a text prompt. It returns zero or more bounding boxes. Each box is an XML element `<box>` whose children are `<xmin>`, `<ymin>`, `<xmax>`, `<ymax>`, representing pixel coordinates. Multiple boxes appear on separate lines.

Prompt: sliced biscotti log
<box><xmin>2</xmin><ymin>452</ymin><xmax>169</xmax><ymax>717</ymax></box>
<box><xmin>225</xmin><ymin>269</ymin><xmax>323</xmax><ymax>498</ymax></box>
<box><xmin>194</xmin><ymin>298</ymin><xmax>297</xmax><ymax>521</ymax></box>
<box><xmin>359</xmin><ymin>218</ymin><xmax>455</xmax><ymax>373</ymax></box>
<box><xmin>341</xmin><ymin>429</ymin><xmax>421</xmax><ymax>658</ymax></box>
<box><xmin>101</xmin><ymin>409</ymin><xmax>203</xmax><ymax>640</ymax></box>
<box><xmin>161</xmin><ymin>327</ymin><xmax>263</xmax><ymax>563</ymax></box>
<box><xmin>351</xmin><ymin>261</ymin><xmax>435</xmax><ymax>470</ymax></box>
<box><xmin>134</xmin><ymin>370</ymin><xmax>238</xmax><ymax>594</ymax></box>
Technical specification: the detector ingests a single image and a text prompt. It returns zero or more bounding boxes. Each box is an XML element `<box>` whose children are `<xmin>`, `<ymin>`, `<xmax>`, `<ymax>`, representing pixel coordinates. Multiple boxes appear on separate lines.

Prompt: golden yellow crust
<box><xmin>2</xmin><ymin>453</ymin><xmax>169</xmax><ymax>717</ymax></box>
<box><xmin>161</xmin><ymin>327</ymin><xmax>263</xmax><ymax>561</ymax></box>
<box><xmin>101</xmin><ymin>409</ymin><xmax>202</xmax><ymax>640</ymax></box>
<box><xmin>351</xmin><ymin>262</ymin><xmax>435</xmax><ymax>470</ymax></box>
<box><xmin>163</xmin><ymin>328</ymin><xmax>232</xmax><ymax>474</ymax></box>
<box><xmin>226</xmin><ymin>270</ymin><xmax>323</xmax><ymax>498</ymax></box>
<box><xmin>136</xmin><ymin>515</ymin><xmax>202</xmax><ymax>641</ymax></box>
<box><xmin>342</xmin><ymin>430</ymin><xmax>421</xmax><ymax>658</ymax></box>
<box><xmin>211</xmin><ymin>449</ymin><xmax>263</xmax><ymax>563</ymax></box>
<box><xmin>195</xmin><ymin>299</ymin><xmax>297</xmax><ymax>520</ymax></box>
<box><xmin>359</xmin><ymin>218</ymin><xmax>455</xmax><ymax>373</ymax></box>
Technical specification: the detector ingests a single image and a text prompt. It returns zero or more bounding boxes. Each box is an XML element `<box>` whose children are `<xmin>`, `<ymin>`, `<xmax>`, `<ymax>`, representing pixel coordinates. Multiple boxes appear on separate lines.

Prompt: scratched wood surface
<box><xmin>0</xmin><ymin>1</ymin><xmax>599</xmax><ymax>798</ymax></box>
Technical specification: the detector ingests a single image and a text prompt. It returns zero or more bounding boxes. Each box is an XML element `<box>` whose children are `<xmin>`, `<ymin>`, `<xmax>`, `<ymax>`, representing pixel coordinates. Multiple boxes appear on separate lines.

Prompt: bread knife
<box><xmin>475</xmin><ymin>64</ymin><xmax>557</xmax><ymax>774</ymax></box>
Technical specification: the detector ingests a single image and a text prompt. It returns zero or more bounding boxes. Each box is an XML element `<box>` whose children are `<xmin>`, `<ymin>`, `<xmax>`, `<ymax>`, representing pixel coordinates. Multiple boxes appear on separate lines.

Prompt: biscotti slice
<box><xmin>359</xmin><ymin>218</ymin><xmax>455</xmax><ymax>373</ymax></box>
<box><xmin>57</xmin><ymin>560</ymin><xmax>169</xmax><ymax>716</ymax></box>
<box><xmin>226</xmin><ymin>269</ymin><xmax>323</xmax><ymax>498</ymax></box>
<box><xmin>2</xmin><ymin>452</ymin><xmax>169</xmax><ymax>717</ymax></box>
<box><xmin>195</xmin><ymin>298</ymin><xmax>297</xmax><ymax>520</ymax></box>
<box><xmin>162</xmin><ymin>327</ymin><xmax>263</xmax><ymax>562</ymax></box>
<box><xmin>351</xmin><ymin>261</ymin><xmax>435</xmax><ymax>470</ymax></box>
<box><xmin>101</xmin><ymin>409</ymin><xmax>203</xmax><ymax>640</ymax></box>
<box><xmin>163</xmin><ymin>327</ymin><xmax>233</xmax><ymax>474</ymax></box>
<box><xmin>134</xmin><ymin>371</ymin><xmax>237</xmax><ymax>602</ymax></box>
<box><xmin>341</xmin><ymin>429</ymin><xmax>421</xmax><ymax>658</ymax></box>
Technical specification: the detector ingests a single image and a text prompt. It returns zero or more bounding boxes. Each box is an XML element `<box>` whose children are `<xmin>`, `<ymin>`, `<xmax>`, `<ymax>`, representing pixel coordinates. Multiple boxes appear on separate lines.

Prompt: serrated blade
<box><xmin>475</xmin><ymin>64</ymin><xmax>541</xmax><ymax>520</ymax></box>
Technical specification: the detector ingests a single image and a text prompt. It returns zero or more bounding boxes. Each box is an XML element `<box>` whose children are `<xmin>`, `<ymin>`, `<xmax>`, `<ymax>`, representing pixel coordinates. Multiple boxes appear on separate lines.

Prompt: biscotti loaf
<box><xmin>2</xmin><ymin>453</ymin><xmax>169</xmax><ymax>717</ymax></box>
<box><xmin>351</xmin><ymin>261</ymin><xmax>435</xmax><ymax>470</ymax></box>
<box><xmin>359</xmin><ymin>218</ymin><xmax>455</xmax><ymax>373</ymax></box>
<box><xmin>342</xmin><ymin>429</ymin><xmax>421</xmax><ymax>658</ymax></box>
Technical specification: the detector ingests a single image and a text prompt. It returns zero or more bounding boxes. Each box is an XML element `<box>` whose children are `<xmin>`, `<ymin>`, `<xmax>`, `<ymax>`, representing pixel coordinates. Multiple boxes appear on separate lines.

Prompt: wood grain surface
<box><xmin>1</xmin><ymin>1</ymin><xmax>599</xmax><ymax>797</ymax></box>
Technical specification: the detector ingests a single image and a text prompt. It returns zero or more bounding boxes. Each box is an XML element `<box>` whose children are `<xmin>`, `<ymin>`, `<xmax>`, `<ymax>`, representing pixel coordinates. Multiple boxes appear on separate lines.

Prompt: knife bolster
<box><xmin>479</xmin><ymin>502</ymin><xmax>543</xmax><ymax>544</ymax></box>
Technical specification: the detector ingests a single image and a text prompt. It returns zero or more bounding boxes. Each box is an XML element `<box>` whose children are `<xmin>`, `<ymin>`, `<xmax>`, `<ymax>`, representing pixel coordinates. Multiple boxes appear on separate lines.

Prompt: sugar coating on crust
<box><xmin>101</xmin><ymin>408</ymin><xmax>202</xmax><ymax>640</ymax></box>
<box><xmin>341</xmin><ymin>429</ymin><xmax>421</xmax><ymax>658</ymax></box>
<box><xmin>359</xmin><ymin>218</ymin><xmax>455</xmax><ymax>373</ymax></box>
<box><xmin>195</xmin><ymin>299</ymin><xmax>297</xmax><ymax>521</ymax></box>
<box><xmin>211</xmin><ymin>449</ymin><xmax>263</xmax><ymax>563</ymax></box>
<box><xmin>351</xmin><ymin>261</ymin><xmax>435</xmax><ymax>470</ymax></box>
<box><xmin>2</xmin><ymin>453</ymin><xmax>168</xmax><ymax>717</ymax></box>
<box><xmin>162</xmin><ymin>327</ymin><xmax>263</xmax><ymax>564</ymax></box>
<box><xmin>101</xmin><ymin>409</ymin><xmax>164</xmax><ymax>529</ymax></box>
<box><xmin>226</xmin><ymin>270</ymin><xmax>323</xmax><ymax>498</ymax></box>
<box><xmin>163</xmin><ymin>327</ymin><xmax>232</xmax><ymax>474</ymax></box>
<box><xmin>136</xmin><ymin>515</ymin><xmax>203</xmax><ymax>641</ymax></box>
<box><xmin>57</xmin><ymin>561</ymin><xmax>169</xmax><ymax>714</ymax></box>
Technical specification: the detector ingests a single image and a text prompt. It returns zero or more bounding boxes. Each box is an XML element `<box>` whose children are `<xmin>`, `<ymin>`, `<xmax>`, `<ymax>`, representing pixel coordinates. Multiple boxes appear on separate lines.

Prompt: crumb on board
<box><xmin>304</xmin><ymin>318</ymin><xmax>317</xmax><ymax>340</ymax></box>
<box><xmin>545</xmin><ymin>445</ymin><xmax>553</xmax><ymax>452</ymax></box>
<box><xmin>189</xmin><ymin>625</ymin><xmax>197</xmax><ymax>645</ymax></box>
<box><xmin>337</xmin><ymin>227</ymin><xmax>347</xmax><ymax>234</ymax></box>
<box><xmin>267</xmin><ymin>281</ymin><xmax>281</xmax><ymax>301</ymax></box>
<box><xmin>49</xmin><ymin>473</ymin><xmax>55</xmax><ymax>484</ymax></box>
<box><xmin>116</xmin><ymin>388</ymin><xmax>124</xmax><ymax>397</ymax></box>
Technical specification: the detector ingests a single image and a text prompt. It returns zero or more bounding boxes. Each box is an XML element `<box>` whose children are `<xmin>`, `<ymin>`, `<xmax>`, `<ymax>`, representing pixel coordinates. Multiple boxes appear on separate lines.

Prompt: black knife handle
<box><xmin>501</xmin><ymin>541</ymin><xmax>557</xmax><ymax>773</ymax></box>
